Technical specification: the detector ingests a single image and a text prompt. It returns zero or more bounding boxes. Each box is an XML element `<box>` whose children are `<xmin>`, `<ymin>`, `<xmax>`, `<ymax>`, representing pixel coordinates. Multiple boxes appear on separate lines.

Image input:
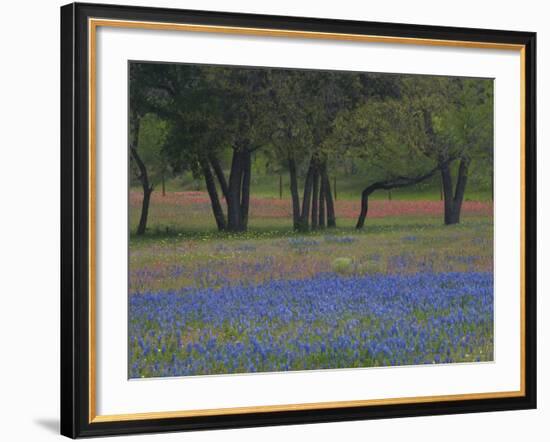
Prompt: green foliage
<box><xmin>326</xmin><ymin>75</ymin><xmax>493</xmax><ymax>187</ymax></box>
<box><xmin>439</xmin><ymin>79</ymin><xmax>494</xmax><ymax>185</ymax></box>
<box><xmin>131</xmin><ymin>113</ymin><xmax>170</xmax><ymax>186</ymax></box>
<box><xmin>130</xmin><ymin>62</ymin><xmax>494</xmax><ymax>211</ymax></box>
<box><xmin>253</xmin><ymin>69</ymin><xmax>316</xmax><ymax>172</ymax></box>
<box><xmin>328</xmin><ymin>94</ymin><xmax>434</xmax><ymax>181</ymax></box>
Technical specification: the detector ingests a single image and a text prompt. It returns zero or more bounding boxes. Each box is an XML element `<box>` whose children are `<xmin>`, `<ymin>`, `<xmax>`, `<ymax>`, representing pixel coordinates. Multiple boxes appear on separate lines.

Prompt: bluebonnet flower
<box><xmin>129</xmin><ymin>272</ymin><xmax>493</xmax><ymax>378</ymax></box>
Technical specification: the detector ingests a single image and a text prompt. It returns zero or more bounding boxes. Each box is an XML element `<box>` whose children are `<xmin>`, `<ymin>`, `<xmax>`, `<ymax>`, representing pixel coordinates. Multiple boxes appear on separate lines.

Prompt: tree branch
<box><xmin>361</xmin><ymin>162</ymin><xmax>443</xmax><ymax>197</ymax></box>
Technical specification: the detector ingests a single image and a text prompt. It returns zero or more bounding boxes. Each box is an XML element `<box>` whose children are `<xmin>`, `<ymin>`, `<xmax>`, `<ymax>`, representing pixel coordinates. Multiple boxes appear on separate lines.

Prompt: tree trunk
<box><xmin>441</xmin><ymin>156</ymin><xmax>470</xmax><ymax>225</ymax></box>
<box><xmin>356</xmin><ymin>188</ymin><xmax>371</xmax><ymax>229</ymax></box>
<box><xmin>200</xmin><ymin>159</ymin><xmax>226</xmax><ymax>231</ymax></box>
<box><xmin>288</xmin><ymin>157</ymin><xmax>301</xmax><ymax>230</ymax></box>
<box><xmin>356</xmin><ymin>163</ymin><xmax>443</xmax><ymax>229</ymax></box>
<box><xmin>319</xmin><ymin>175</ymin><xmax>326</xmax><ymax>228</ymax></box>
<box><xmin>279</xmin><ymin>174</ymin><xmax>283</xmax><ymax>199</ymax></box>
<box><xmin>137</xmin><ymin>186</ymin><xmax>152</xmax><ymax>236</ymax></box>
<box><xmin>298</xmin><ymin>161</ymin><xmax>314</xmax><ymax>231</ymax></box>
<box><xmin>131</xmin><ymin>147</ymin><xmax>152</xmax><ymax>236</ymax></box>
<box><xmin>240</xmin><ymin>150</ymin><xmax>251</xmax><ymax>230</ymax></box>
<box><xmin>129</xmin><ymin>114</ymin><xmax>152</xmax><ymax>236</ymax></box>
<box><xmin>321</xmin><ymin>163</ymin><xmax>336</xmax><ymax>228</ymax></box>
<box><xmin>440</xmin><ymin>162</ymin><xmax>456</xmax><ymax>225</ymax></box>
<box><xmin>161</xmin><ymin>171</ymin><xmax>166</xmax><ymax>197</ymax></box>
<box><xmin>311</xmin><ymin>164</ymin><xmax>320</xmax><ymax>230</ymax></box>
<box><xmin>451</xmin><ymin>156</ymin><xmax>470</xmax><ymax>224</ymax></box>
<box><xmin>227</xmin><ymin>150</ymin><xmax>244</xmax><ymax>232</ymax></box>
<box><xmin>209</xmin><ymin>155</ymin><xmax>229</xmax><ymax>200</ymax></box>
<box><xmin>224</xmin><ymin>148</ymin><xmax>252</xmax><ymax>232</ymax></box>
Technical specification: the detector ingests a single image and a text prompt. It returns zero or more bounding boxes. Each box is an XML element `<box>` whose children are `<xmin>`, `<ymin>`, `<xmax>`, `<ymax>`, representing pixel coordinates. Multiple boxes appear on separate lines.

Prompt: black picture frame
<box><xmin>61</xmin><ymin>2</ymin><xmax>536</xmax><ymax>438</ymax></box>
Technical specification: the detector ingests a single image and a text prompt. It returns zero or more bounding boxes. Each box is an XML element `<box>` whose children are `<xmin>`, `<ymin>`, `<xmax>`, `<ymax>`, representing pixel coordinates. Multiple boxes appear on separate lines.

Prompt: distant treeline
<box><xmin>130</xmin><ymin>62</ymin><xmax>493</xmax><ymax>234</ymax></box>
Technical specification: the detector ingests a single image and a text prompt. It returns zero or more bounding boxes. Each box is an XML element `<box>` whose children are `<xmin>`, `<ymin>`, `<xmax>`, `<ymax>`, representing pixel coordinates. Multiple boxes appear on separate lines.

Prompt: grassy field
<box><xmin>142</xmin><ymin>169</ymin><xmax>493</xmax><ymax>202</ymax></box>
<box><xmin>128</xmin><ymin>189</ymin><xmax>494</xmax><ymax>378</ymax></box>
<box><xmin>129</xmin><ymin>190</ymin><xmax>492</xmax><ymax>238</ymax></box>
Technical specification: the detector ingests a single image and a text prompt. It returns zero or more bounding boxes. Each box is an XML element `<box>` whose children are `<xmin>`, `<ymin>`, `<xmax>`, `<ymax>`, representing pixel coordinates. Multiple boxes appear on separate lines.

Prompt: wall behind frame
<box><xmin>0</xmin><ymin>0</ymin><xmax>545</xmax><ymax>441</ymax></box>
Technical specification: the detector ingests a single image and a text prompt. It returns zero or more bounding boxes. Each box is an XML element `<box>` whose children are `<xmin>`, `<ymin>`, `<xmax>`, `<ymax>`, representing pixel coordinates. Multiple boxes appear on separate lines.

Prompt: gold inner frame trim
<box><xmin>90</xmin><ymin>18</ymin><xmax>525</xmax><ymax>50</ymax></box>
<box><xmin>88</xmin><ymin>17</ymin><xmax>527</xmax><ymax>424</ymax></box>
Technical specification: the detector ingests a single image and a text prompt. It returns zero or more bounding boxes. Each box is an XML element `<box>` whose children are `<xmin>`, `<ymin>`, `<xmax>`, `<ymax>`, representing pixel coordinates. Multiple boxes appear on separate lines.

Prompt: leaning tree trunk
<box><xmin>288</xmin><ymin>157</ymin><xmax>301</xmax><ymax>230</ymax></box>
<box><xmin>129</xmin><ymin>114</ymin><xmax>152</xmax><ymax>236</ymax></box>
<box><xmin>227</xmin><ymin>150</ymin><xmax>244</xmax><ymax>232</ymax></box>
<box><xmin>319</xmin><ymin>176</ymin><xmax>326</xmax><ymax>228</ymax></box>
<box><xmin>298</xmin><ymin>161</ymin><xmax>315</xmax><ymax>232</ymax></box>
<box><xmin>320</xmin><ymin>161</ymin><xmax>336</xmax><ymax>228</ymax></box>
<box><xmin>441</xmin><ymin>162</ymin><xmax>455</xmax><ymax>225</ymax></box>
<box><xmin>200</xmin><ymin>159</ymin><xmax>226</xmax><ymax>231</ymax></box>
<box><xmin>356</xmin><ymin>164</ymin><xmax>443</xmax><ymax>229</ymax></box>
<box><xmin>137</xmin><ymin>183</ymin><xmax>152</xmax><ymax>236</ymax></box>
<box><xmin>131</xmin><ymin>147</ymin><xmax>153</xmax><ymax>236</ymax></box>
<box><xmin>209</xmin><ymin>155</ymin><xmax>229</xmax><ymax>200</ymax></box>
<box><xmin>356</xmin><ymin>187</ymin><xmax>372</xmax><ymax>229</ymax></box>
<box><xmin>311</xmin><ymin>165</ymin><xmax>320</xmax><ymax>230</ymax></box>
<box><xmin>240</xmin><ymin>150</ymin><xmax>251</xmax><ymax>231</ymax></box>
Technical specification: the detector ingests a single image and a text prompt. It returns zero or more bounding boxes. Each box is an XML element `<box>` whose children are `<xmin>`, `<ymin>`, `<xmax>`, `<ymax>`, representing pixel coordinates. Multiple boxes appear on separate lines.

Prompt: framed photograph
<box><xmin>60</xmin><ymin>2</ymin><xmax>536</xmax><ymax>438</ymax></box>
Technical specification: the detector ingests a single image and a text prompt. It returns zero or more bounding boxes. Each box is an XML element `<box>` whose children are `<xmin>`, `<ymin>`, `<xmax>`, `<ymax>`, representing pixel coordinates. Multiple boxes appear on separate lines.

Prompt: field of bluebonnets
<box><xmin>128</xmin><ymin>191</ymin><xmax>494</xmax><ymax>378</ymax></box>
<box><xmin>128</xmin><ymin>64</ymin><xmax>494</xmax><ymax>378</ymax></box>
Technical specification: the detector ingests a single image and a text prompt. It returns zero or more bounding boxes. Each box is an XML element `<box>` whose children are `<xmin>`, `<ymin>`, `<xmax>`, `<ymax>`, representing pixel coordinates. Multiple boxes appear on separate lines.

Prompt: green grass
<box><xmin>130</xmin><ymin>214</ymin><xmax>488</xmax><ymax>244</ymax></box>
<box><xmin>132</xmin><ymin>170</ymin><xmax>492</xmax><ymax>202</ymax></box>
<box><xmin>129</xmin><ymin>179</ymin><xmax>493</xmax><ymax>295</ymax></box>
<box><xmin>129</xmin><ymin>213</ymin><xmax>493</xmax><ymax>294</ymax></box>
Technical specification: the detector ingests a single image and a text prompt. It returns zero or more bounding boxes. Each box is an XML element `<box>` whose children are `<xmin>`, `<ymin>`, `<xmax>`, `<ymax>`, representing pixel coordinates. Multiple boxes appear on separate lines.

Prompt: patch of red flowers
<box><xmin>130</xmin><ymin>191</ymin><xmax>492</xmax><ymax>219</ymax></box>
<box><xmin>334</xmin><ymin>199</ymin><xmax>492</xmax><ymax>219</ymax></box>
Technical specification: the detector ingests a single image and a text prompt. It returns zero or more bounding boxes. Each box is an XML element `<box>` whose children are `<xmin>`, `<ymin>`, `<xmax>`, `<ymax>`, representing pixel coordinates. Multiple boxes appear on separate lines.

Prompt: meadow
<box><xmin>128</xmin><ymin>189</ymin><xmax>494</xmax><ymax>378</ymax></box>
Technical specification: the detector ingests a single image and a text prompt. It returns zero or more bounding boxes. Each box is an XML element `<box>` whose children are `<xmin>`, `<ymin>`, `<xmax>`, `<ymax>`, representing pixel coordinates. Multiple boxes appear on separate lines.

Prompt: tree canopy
<box><xmin>129</xmin><ymin>61</ymin><xmax>493</xmax><ymax>234</ymax></box>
